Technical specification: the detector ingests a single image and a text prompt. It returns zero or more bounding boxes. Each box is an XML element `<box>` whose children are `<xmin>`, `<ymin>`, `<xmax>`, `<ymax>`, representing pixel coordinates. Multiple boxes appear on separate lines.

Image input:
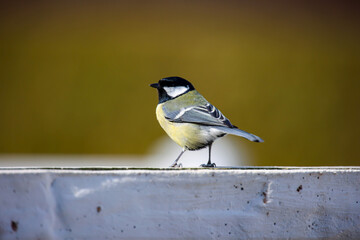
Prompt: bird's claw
<box><xmin>170</xmin><ymin>163</ymin><xmax>183</xmax><ymax>168</ymax></box>
<box><xmin>200</xmin><ymin>163</ymin><xmax>216</xmax><ymax>168</ymax></box>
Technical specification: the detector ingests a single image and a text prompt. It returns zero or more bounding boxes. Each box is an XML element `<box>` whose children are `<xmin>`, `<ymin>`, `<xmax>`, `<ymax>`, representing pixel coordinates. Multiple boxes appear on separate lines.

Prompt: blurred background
<box><xmin>0</xmin><ymin>1</ymin><xmax>359</xmax><ymax>167</ymax></box>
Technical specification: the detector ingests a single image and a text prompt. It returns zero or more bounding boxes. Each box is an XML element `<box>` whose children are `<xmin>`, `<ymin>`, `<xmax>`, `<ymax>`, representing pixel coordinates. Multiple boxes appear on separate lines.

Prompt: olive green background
<box><xmin>0</xmin><ymin>1</ymin><xmax>359</xmax><ymax>166</ymax></box>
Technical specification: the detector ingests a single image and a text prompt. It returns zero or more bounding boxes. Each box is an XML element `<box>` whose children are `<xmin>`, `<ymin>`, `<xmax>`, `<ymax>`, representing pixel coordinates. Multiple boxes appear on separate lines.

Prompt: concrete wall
<box><xmin>0</xmin><ymin>167</ymin><xmax>359</xmax><ymax>239</ymax></box>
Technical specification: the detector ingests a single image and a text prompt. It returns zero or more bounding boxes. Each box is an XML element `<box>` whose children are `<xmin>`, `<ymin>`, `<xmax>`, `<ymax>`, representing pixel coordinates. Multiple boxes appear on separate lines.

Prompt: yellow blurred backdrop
<box><xmin>0</xmin><ymin>1</ymin><xmax>359</xmax><ymax>166</ymax></box>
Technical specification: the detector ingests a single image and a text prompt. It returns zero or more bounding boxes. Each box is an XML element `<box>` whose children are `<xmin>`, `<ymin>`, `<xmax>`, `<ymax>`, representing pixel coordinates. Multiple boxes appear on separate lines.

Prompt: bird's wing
<box><xmin>163</xmin><ymin>103</ymin><xmax>264</xmax><ymax>142</ymax></box>
<box><xmin>163</xmin><ymin>103</ymin><xmax>234</xmax><ymax>128</ymax></box>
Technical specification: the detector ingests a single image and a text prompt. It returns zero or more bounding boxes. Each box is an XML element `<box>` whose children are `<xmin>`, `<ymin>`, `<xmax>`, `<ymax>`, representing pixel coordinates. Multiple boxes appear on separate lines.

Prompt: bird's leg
<box><xmin>200</xmin><ymin>143</ymin><xmax>216</xmax><ymax>167</ymax></box>
<box><xmin>170</xmin><ymin>149</ymin><xmax>185</xmax><ymax>168</ymax></box>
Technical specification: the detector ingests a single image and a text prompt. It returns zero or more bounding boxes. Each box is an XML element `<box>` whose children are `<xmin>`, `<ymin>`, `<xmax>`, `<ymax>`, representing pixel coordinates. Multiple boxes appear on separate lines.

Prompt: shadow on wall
<box><xmin>0</xmin><ymin>137</ymin><xmax>252</xmax><ymax>168</ymax></box>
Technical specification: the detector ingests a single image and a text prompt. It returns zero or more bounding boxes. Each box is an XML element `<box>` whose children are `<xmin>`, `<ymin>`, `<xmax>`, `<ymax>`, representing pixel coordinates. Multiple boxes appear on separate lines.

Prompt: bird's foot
<box><xmin>170</xmin><ymin>163</ymin><xmax>183</xmax><ymax>168</ymax></box>
<box><xmin>200</xmin><ymin>163</ymin><xmax>216</xmax><ymax>168</ymax></box>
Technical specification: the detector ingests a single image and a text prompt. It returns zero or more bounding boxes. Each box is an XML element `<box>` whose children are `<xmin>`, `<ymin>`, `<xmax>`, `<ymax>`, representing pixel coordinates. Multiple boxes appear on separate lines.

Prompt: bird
<box><xmin>150</xmin><ymin>76</ymin><xmax>263</xmax><ymax>167</ymax></box>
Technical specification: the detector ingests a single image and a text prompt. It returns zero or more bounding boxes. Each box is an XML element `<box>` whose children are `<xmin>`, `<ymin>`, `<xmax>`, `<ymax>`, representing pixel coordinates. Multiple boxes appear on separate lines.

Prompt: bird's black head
<box><xmin>150</xmin><ymin>76</ymin><xmax>195</xmax><ymax>103</ymax></box>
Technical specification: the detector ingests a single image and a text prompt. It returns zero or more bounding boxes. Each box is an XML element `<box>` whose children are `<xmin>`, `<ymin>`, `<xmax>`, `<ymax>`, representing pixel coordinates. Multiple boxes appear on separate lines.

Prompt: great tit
<box><xmin>150</xmin><ymin>76</ymin><xmax>263</xmax><ymax>167</ymax></box>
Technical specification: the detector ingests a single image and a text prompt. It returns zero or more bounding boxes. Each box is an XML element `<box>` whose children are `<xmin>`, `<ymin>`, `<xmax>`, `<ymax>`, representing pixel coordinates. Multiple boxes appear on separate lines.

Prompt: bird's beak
<box><xmin>150</xmin><ymin>83</ymin><xmax>159</xmax><ymax>88</ymax></box>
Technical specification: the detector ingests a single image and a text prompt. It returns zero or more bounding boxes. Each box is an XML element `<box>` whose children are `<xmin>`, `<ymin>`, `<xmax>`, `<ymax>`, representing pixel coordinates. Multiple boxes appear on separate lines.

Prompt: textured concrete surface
<box><xmin>0</xmin><ymin>167</ymin><xmax>359</xmax><ymax>239</ymax></box>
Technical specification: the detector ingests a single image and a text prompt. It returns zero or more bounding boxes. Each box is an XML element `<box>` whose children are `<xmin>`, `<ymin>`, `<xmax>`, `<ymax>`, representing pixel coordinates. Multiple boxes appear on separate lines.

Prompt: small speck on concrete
<box><xmin>262</xmin><ymin>192</ymin><xmax>268</xmax><ymax>204</ymax></box>
<box><xmin>11</xmin><ymin>221</ymin><xmax>18</xmax><ymax>232</ymax></box>
<box><xmin>97</xmin><ymin>206</ymin><xmax>102</xmax><ymax>213</ymax></box>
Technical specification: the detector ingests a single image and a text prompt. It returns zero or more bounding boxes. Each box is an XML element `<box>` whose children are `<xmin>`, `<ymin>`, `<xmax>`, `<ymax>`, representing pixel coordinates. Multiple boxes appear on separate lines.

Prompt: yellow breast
<box><xmin>155</xmin><ymin>104</ymin><xmax>209</xmax><ymax>150</ymax></box>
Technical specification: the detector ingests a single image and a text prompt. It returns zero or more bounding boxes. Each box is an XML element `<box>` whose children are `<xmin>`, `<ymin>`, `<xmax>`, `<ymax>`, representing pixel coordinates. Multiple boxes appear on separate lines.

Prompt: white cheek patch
<box><xmin>163</xmin><ymin>86</ymin><xmax>189</xmax><ymax>98</ymax></box>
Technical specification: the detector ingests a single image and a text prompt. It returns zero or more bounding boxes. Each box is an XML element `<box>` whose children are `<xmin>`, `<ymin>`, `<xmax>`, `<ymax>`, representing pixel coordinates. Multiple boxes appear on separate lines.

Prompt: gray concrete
<box><xmin>0</xmin><ymin>167</ymin><xmax>359</xmax><ymax>239</ymax></box>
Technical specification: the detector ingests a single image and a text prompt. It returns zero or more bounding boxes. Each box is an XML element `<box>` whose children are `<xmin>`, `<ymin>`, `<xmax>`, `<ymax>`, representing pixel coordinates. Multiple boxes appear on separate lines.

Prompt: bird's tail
<box><xmin>215</xmin><ymin>126</ymin><xmax>264</xmax><ymax>142</ymax></box>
